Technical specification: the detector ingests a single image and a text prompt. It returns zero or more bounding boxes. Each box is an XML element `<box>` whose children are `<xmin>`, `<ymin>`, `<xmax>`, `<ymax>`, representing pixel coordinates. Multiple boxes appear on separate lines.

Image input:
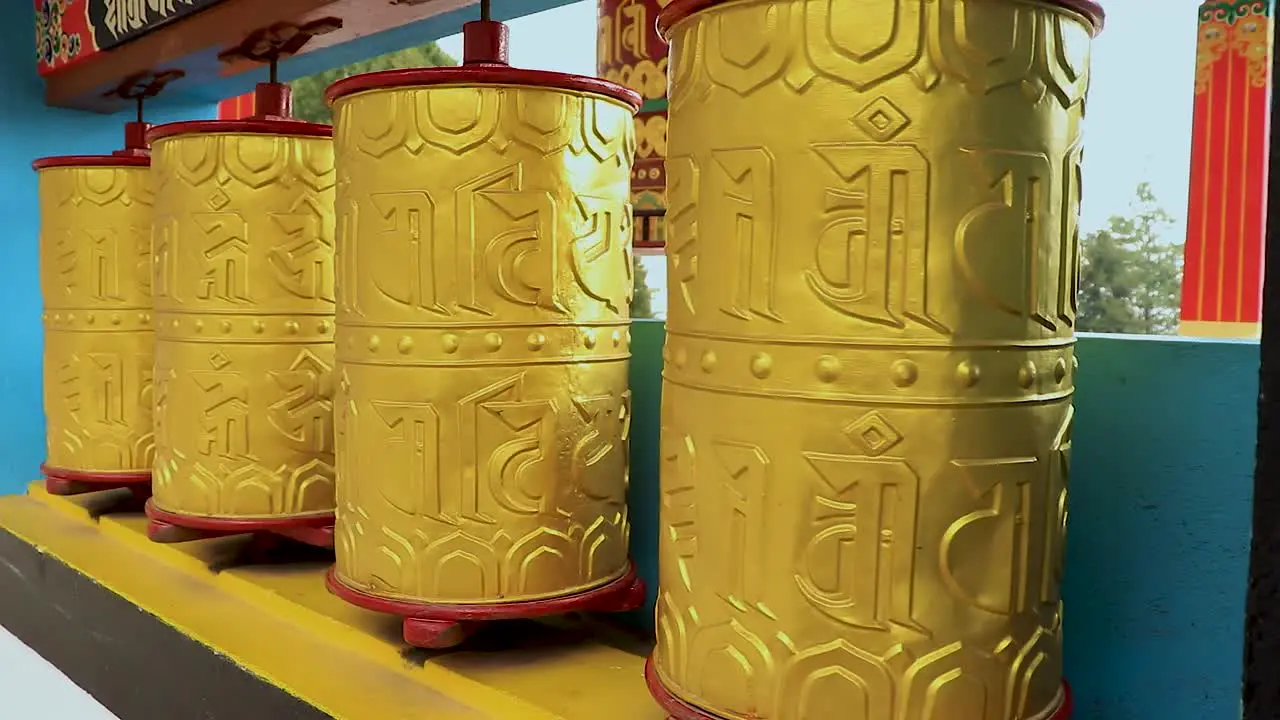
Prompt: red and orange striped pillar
<box><xmin>216</xmin><ymin>91</ymin><xmax>255</xmax><ymax>120</ymax></box>
<box><xmin>1180</xmin><ymin>0</ymin><xmax>1272</xmax><ymax>339</ymax></box>
<box><xmin>598</xmin><ymin>0</ymin><xmax>669</xmax><ymax>250</ymax></box>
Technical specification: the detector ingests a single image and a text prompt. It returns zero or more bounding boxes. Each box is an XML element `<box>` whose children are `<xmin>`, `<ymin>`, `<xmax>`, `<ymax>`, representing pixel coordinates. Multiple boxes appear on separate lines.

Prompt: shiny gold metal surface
<box><xmin>38</xmin><ymin>164</ymin><xmax>155</xmax><ymax>476</ymax></box>
<box><xmin>330</xmin><ymin>82</ymin><xmax>637</xmax><ymax>605</ymax></box>
<box><xmin>149</xmin><ymin>130</ymin><xmax>337</xmax><ymax>519</ymax></box>
<box><xmin>652</xmin><ymin>0</ymin><xmax>1099</xmax><ymax>718</ymax></box>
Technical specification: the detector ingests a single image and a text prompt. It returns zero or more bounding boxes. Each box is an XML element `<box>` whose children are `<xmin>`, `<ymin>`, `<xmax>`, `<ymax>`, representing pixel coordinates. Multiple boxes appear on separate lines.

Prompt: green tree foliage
<box><xmin>1076</xmin><ymin>183</ymin><xmax>1184</xmax><ymax>335</ymax></box>
<box><xmin>632</xmin><ymin>256</ymin><xmax>656</xmax><ymax>318</ymax></box>
<box><xmin>289</xmin><ymin>43</ymin><xmax>457</xmax><ymax>124</ymax></box>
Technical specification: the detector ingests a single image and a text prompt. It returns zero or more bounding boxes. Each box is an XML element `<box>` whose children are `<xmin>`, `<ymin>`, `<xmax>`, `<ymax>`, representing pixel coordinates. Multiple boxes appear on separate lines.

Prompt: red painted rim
<box><xmin>327</xmin><ymin>561</ymin><xmax>640</xmax><ymax>621</ymax></box>
<box><xmin>644</xmin><ymin>657</ymin><xmax>723</xmax><ymax>719</ymax></box>
<box><xmin>644</xmin><ymin>656</ymin><xmax>1073</xmax><ymax>719</ymax></box>
<box><xmin>32</xmin><ymin>155</ymin><xmax>150</xmax><ymax>170</ymax></box>
<box><xmin>40</xmin><ymin>463</ymin><xmax>151</xmax><ymax>485</ymax></box>
<box><xmin>147</xmin><ymin>118</ymin><xmax>333</xmax><ymax>142</ymax></box>
<box><xmin>325</xmin><ymin>66</ymin><xmax>642</xmax><ymax>113</ymax></box>
<box><xmin>656</xmin><ymin>0</ymin><xmax>1104</xmax><ymax>39</ymax></box>
<box><xmin>144</xmin><ymin>498</ymin><xmax>335</xmax><ymax>532</ymax></box>
<box><xmin>1052</xmin><ymin>681</ymin><xmax>1074</xmax><ymax>719</ymax></box>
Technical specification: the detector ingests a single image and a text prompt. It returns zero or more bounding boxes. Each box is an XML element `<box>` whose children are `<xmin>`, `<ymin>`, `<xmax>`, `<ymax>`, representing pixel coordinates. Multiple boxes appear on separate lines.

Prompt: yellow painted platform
<box><xmin>0</xmin><ymin>483</ymin><xmax>663</xmax><ymax>720</ymax></box>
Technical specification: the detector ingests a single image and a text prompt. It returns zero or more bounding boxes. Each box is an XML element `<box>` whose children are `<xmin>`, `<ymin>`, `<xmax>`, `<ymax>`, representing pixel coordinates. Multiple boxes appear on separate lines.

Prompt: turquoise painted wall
<box><xmin>1066</xmin><ymin>334</ymin><xmax>1255</xmax><ymax>720</ymax></box>
<box><xmin>628</xmin><ymin>324</ymin><xmax>1256</xmax><ymax>720</ymax></box>
<box><xmin>1</xmin><ymin>3</ymin><xmax>215</xmax><ymax>494</ymax></box>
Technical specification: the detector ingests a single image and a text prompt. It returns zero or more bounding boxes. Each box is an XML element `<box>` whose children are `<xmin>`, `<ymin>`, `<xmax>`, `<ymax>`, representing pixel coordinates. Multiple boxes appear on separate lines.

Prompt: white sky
<box><xmin>439</xmin><ymin>0</ymin><xmax>1206</xmax><ymax>318</ymax></box>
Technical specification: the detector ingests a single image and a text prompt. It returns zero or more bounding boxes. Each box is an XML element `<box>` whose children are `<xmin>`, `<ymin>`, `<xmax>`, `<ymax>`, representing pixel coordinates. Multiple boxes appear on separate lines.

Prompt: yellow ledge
<box><xmin>1178</xmin><ymin>320</ymin><xmax>1261</xmax><ymax>339</ymax></box>
<box><xmin>0</xmin><ymin>483</ymin><xmax>662</xmax><ymax>720</ymax></box>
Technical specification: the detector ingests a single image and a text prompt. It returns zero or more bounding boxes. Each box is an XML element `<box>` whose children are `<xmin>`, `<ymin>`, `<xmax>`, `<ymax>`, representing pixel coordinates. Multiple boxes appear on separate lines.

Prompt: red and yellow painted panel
<box><xmin>217</xmin><ymin>92</ymin><xmax>255</xmax><ymax>120</ymax></box>
<box><xmin>36</xmin><ymin>0</ymin><xmax>226</xmax><ymax>75</ymax></box>
<box><xmin>598</xmin><ymin>0</ymin><xmax>668</xmax><ymax>248</ymax></box>
<box><xmin>1180</xmin><ymin>0</ymin><xmax>1272</xmax><ymax>339</ymax></box>
<box><xmin>35</xmin><ymin>0</ymin><xmax>89</xmax><ymax>74</ymax></box>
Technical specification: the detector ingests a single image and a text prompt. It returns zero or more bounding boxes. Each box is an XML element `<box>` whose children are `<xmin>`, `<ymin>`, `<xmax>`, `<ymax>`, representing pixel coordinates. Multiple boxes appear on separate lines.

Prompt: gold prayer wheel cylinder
<box><xmin>328</xmin><ymin>60</ymin><xmax>640</xmax><ymax>606</ymax></box>
<box><xmin>650</xmin><ymin>1</ymin><xmax>1104</xmax><ymax>719</ymax></box>
<box><xmin>147</xmin><ymin>118</ymin><xmax>337</xmax><ymax>522</ymax></box>
<box><xmin>35</xmin><ymin>154</ymin><xmax>154</xmax><ymax>484</ymax></box>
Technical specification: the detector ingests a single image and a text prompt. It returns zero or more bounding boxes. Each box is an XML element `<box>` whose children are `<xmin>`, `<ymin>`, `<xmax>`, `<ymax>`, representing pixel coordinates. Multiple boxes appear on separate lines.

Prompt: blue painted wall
<box><xmin>0</xmin><ymin>3</ymin><xmax>215</xmax><ymax>494</ymax></box>
<box><xmin>626</xmin><ymin>325</ymin><xmax>1256</xmax><ymax>720</ymax></box>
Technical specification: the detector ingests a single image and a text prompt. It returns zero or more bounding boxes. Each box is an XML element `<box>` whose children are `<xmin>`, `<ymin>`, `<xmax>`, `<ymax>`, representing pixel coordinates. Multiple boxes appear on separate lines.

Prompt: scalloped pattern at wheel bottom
<box><xmin>643</xmin><ymin>655</ymin><xmax>1073</xmax><ymax>720</ymax></box>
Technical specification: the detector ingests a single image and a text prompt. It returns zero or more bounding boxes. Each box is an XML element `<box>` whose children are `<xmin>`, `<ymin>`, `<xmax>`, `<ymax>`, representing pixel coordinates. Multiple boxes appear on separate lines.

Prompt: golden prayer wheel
<box><xmin>144</xmin><ymin>71</ymin><xmax>338</xmax><ymax>545</ymax></box>
<box><xmin>324</xmin><ymin>14</ymin><xmax>646</xmax><ymax>649</ymax></box>
<box><xmin>35</xmin><ymin>131</ymin><xmax>154</xmax><ymax>497</ymax></box>
<box><xmin>647</xmin><ymin>1</ymin><xmax>1105</xmax><ymax>719</ymax></box>
<box><xmin>34</xmin><ymin>70</ymin><xmax>184</xmax><ymax>499</ymax></box>
<box><xmin>597</xmin><ymin>0</ymin><xmax>669</xmax><ymax>249</ymax></box>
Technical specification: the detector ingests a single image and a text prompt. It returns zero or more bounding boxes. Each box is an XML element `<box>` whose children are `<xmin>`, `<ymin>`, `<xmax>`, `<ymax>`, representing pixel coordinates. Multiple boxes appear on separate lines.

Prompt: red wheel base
<box><xmin>643</xmin><ymin>655</ymin><xmax>1073</xmax><ymax>720</ymax></box>
<box><xmin>144</xmin><ymin>499</ymin><xmax>334</xmax><ymax>549</ymax></box>
<box><xmin>41</xmin><ymin>464</ymin><xmax>151</xmax><ymax>500</ymax></box>
<box><xmin>326</xmin><ymin>561</ymin><xmax>647</xmax><ymax>650</ymax></box>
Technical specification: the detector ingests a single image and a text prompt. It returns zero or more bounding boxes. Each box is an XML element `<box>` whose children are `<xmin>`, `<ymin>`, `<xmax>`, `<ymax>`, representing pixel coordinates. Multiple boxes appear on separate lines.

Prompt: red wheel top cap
<box><xmin>325</xmin><ymin>20</ymin><xmax>641</xmax><ymax>113</ymax></box>
<box><xmin>148</xmin><ymin>83</ymin><xmax>331</xmax><ymax>142</ymax></box>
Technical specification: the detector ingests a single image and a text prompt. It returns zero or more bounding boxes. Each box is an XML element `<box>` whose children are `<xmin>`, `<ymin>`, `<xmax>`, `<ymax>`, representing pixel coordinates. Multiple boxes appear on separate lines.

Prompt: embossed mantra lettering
<box><xmin>269</xmin><ymin>196</ymin><xmax>335</xmax><ymax>301</ymax></box>
<box><xmin>153</xmin><ymin>216</ymin><xmax>180</xmax><ymax>301</ymax></box>
<box><xmin>941</xmin><ymin>457</ymin><xmax>1040</xmax><ymax>615</ymax></box>
<box><xmin>709</xmin><ymin>149</ymin><xmax>778</xmax><ymax>322</ymax></box>
<box><xmin>956</xmin><ymin>149</ymin><xmax>1074</xmax><ymax>332</ymax></box>
<box><xmin>53</xmin><ymin>230</ymin><xmax>77</xmax><ymax>295</ymax></box>
<box><xmin>359</xmin><ymin>166</ymin><xmax>570</xmax><ymax>317</ymax></box>
<box><xmin>87</xmin><ymin>353</ymin><xmax>126</xmax><ymax>427</ymax></box>
<box><xmin>800</xmin><ymin>414</ymin><xmax>922</xmax><ymax>631</ymax></box>
<box><xmin>54</xmin><ymin>225</ymin><xmax>149</xmax><ymax>303</ymax></box>
<box><xmin>372</xmin><ymin>374</ymin><xmax>557</xmax><ymax>524</ymax></box>
<box><xmin>459</xmin><ymin>374</ymin><xmax>554</xmax><ymax>517</ymax></box>
<box><xmin>372</xmin><ymin>400</ymin><xmax>446</xmax><ymax>517</ymax></box>
<box><xmin>807</xmin><ymin>143</ymin><xmax>945</xmax><ymax>332</ymax></box>
<box><xmin>661</xmin><ymin>429</ymin><xmax>698</xmax><ymax>592</ymax></box>
<box><xmin>1043</xmin><ymin>407</ymin><xmax>1072</xmax><ymax>603</ymax></box>
<box><xmin>153</xmin><ymin>367</ymin><xmax>176</xmax><ymax>450</ymax></box>
<box><xmin>86</xmin><ymin>228</ymin><xmax>123</xmax><ymax>301</ymax></box>
<box><xmin>193</xmin><ymin>359</ymin><xmax>250</xmax><ymax>459</ymax></box>
<box><xmin>193</xmin><ymin>211</ymin><xmax>250</xmax><ymax>303</ymax></box>
<box><xmin>706</xmin><ymin>440</ymin><xmax>772</xmax><ymax>613</ymax></box>
<box><xmin>268</xmin><ymin>350</ymin><xmax>332</xmax><ymax>453</ymax></box>
<box><xmin>665</xmin><ymin>150</ymin><xmax>780</xmax><ymax>321</ymax></box>
<box><xmin>571</xmin><ymin>391</ymin><xmax>627</xmax><ymax>503</ymax></box>
<box><xmin>667</xmin><ymin>155</ymin><xmax>699</xmax><ymax>315</ymax></box>
<box><xmin>571</xmin><ymin>195</ymin><xmax>632</xmax><ymax>314</ymax></box>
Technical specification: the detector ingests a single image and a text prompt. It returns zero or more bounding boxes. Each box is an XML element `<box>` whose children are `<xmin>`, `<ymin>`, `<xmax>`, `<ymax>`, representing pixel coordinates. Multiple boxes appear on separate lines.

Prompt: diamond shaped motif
<box><xmin>208</xmin><ymin>351</ymin><xmax>232</xmax><ymax>371</ymax></box>
<box><xmin>844</xmin><ymin>411</ymin><xmax>903</xmax><ymax>457</ymax></box>
<box><xmin>207</xmin><ymin>188</ymin><xmax>231</xmax><ymax>210</ymax></box>
<box><xmin>852</xmin><ymin>96</ymin><xmax>910</xmax><ymax>142</ymax></box>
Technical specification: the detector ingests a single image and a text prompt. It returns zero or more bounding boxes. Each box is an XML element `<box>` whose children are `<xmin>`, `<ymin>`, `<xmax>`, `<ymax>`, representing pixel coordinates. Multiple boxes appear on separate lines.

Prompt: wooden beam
<box><xmin>42</xmin><ymin>0</ymin><xmax>473</xmax><ymax>113</ymax></box>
